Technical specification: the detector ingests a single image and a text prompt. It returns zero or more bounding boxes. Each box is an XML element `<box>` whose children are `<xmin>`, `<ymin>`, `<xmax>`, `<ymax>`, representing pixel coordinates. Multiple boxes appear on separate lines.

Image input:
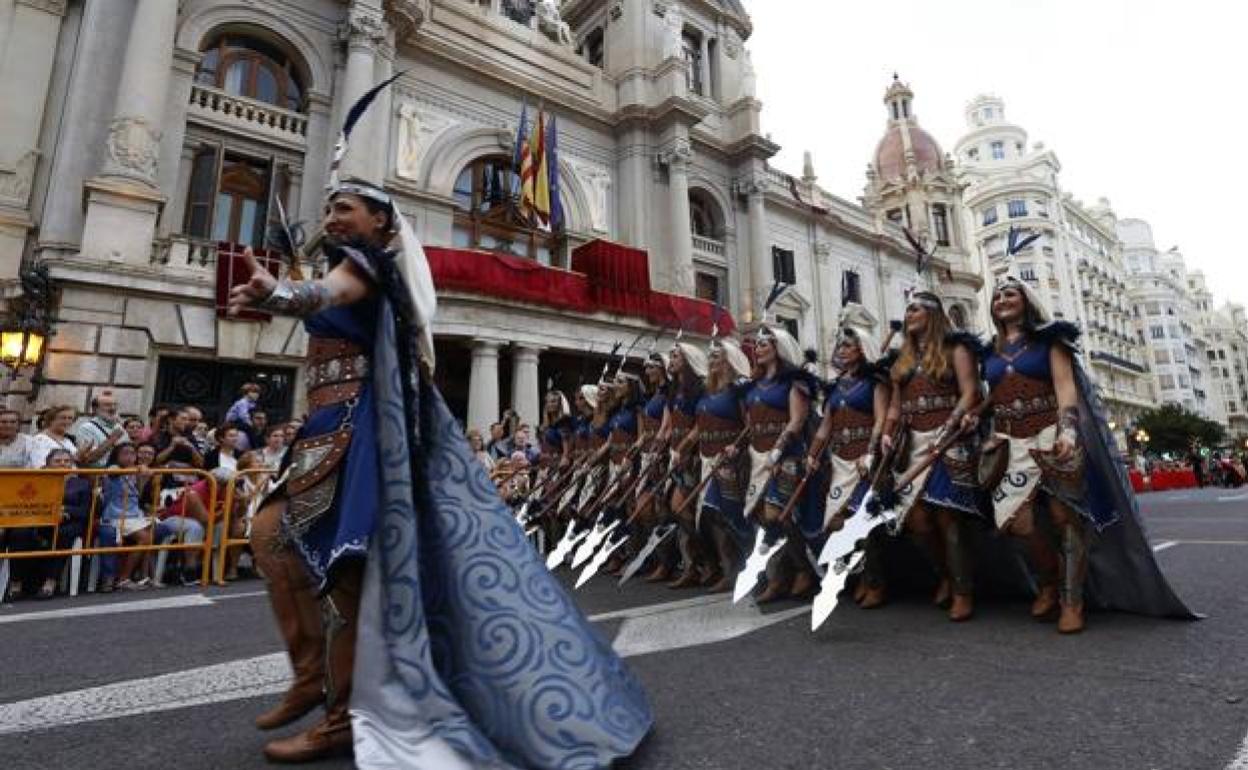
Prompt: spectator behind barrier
<box><xmin>467</xmin><ymin>429</ymin><xmax>495</xmax><ymax>472</ymax></box>
<box><xmin>4</xmin><ymin>449</ymin><xmax>91</xmax><ymax>601</ymax></box>
<box><xmin>0</xmin><ymin>408</ymin><xmax>32</xmax><ymax>469</ymax></box>
<box><xmin>30</xmin><ymin>405</ymin><xmax>80</xmax><ymax>469</ymax></box>
<box><xmin>99</xmin><ymin>443</ymin><xmax>178</xmax><ymax>592</ymax></box>
<box><xmin>260</xmin><ymin>426</ymin><xmax>287</xmax><ymax>469</ymax></box>
<box><xmin>71</xmin><ymin>390</ymin><xmax>128</xmax><ymax>469</ymax></box>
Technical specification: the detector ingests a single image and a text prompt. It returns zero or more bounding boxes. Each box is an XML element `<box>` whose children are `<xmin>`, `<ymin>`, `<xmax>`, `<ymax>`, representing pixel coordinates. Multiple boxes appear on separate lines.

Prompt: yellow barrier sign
<box><xmin>0</xmin><ymin>473</ymin><xmax>66</xmax><ymax>528</ymax></box>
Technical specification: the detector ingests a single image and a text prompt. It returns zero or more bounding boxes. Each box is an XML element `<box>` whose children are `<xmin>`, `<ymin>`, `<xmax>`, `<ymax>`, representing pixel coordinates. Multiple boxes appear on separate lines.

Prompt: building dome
<box><xmin>872</xmin><ymin>76</ymin><xmax>945</xmax><ymax>182</ymax></box>
<box><xmin>874</xmin><ymin>123</ymin><xmax>944</xmax><ymax>182</ymax></box>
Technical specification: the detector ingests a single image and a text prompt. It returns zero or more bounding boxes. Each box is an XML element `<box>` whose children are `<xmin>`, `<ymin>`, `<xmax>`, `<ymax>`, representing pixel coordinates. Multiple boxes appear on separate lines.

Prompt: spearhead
<box><xmin>733</xmin><ymin>528</ymin><xmax>788</xmax><ymax>604</ymax></box>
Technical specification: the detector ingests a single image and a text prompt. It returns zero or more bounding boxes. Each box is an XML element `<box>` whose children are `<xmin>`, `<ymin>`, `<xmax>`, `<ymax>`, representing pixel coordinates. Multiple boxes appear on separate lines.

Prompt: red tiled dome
<box><xmin>874</xmin><ymin>124</ymin><xmax>943</xmax><ymax>181</ymax></box>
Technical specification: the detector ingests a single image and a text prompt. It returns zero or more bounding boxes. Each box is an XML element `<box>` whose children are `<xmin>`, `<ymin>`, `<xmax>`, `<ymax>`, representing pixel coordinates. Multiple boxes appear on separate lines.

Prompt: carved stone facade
<box><xmin>2</xmin><ymin>0</ymin><xmax>940</xmax><ymax>426</ymax></box>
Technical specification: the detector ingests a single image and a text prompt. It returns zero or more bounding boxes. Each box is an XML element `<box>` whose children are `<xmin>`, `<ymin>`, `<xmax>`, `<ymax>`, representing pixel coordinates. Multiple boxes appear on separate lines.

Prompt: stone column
<box><xmin>743</xmin><ymin>177</ymin><xmax>771</xmax><ymax>323</ymax></box>
<box><xmin>79</xmin><ymin>0</ymin><xmax>178</xmax><ymax>265</ymax></box>
<box><xmin>156</xmin><ymin>47</ymin><xmax>202</xmax><ymax>236</ymax></box>
<box><xmin>0</xmin><ymin>0</ymin><xmax>68</xmax><ymax>277</ymax></box>
<box><xmin>467</xmin><ymin>339</ymin><xmax>501</xmax><ymax>435</ymax></box>
<box><xmin>337</xmin><ymin>6</ymin><xmax>386</xmax><ymax>182</ymax></box>
<box><xmin>662</xmin><ymin>138</ymin><xmax>695</xmax><ymax>297</ymax></box>
<box><xmin>510</xmin><ymin>345</ymin><xmax>542</xmax><ymax>429</ymax></box>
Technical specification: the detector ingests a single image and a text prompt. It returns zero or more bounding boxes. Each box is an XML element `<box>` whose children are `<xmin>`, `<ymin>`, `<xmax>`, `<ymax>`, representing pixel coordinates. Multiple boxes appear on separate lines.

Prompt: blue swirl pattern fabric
<box><xmin>367</xmin><ymin>298</ymin><xmax>653</xmax><ymax>769</ymax></box>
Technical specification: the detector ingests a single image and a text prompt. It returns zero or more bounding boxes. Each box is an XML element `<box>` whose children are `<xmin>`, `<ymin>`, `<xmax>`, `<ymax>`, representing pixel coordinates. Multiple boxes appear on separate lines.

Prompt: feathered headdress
<box><xmin>755</xmin><ymin>282</ymin><xmax>803</xmax><ymax>368</ymax></box>
<box><xmin>1006</xmin><ymin>225</ymin><xmax>1043</xmax><ymax>257</ymax></box>
<box><xmin>993</xmin><ymin>273</ymin><xmax>1052</xmax><ymax>325</ymax></box>
<box><xmin>322</xmin><ymin>73</ymin><xmax>437</xmax><ymax>373</ymax></box>
<box><xmin>545</xmin><ymin>376</ymin><xmax>571</xmax><ymax>418</ymax></box>
<box><xmin>835</xmin><ymin>302</ymin><xmax>881</xmax><ymax>363</ymax></box>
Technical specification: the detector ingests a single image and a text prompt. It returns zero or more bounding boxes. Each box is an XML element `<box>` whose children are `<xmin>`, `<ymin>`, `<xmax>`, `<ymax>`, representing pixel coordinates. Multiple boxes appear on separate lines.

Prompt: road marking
<box><xmin>207</xmin><ymin>589</ymin><xmax>268</xmax><ymax>601</ymax></box>
<box><xmin>611</xmin><ymin>599</ymin><xmax>807</xmax><ymax>658</ymax></box>
<box><xmin>1169</xmin><ymin>540</ymin><xmax>1248</xmax><ymax>547</ymax></box>
<box><xmin>1152</xmin><ymin>541</ymin><xmax>1178</xmax><ymax>552</ymax></box>
<box><xmin>1227</xmin><ymin>727</ymin><xmax>1248</xmax><ymax>770</ymax></box>
<box><xmin>1218</xmin><ymin>493</ymin><xmax>1248</xmax><ymax>502</ymax></box>
<box><xmin>0</xmin><ymin>653</ymin><xmax>289</xmax><ymax>737</ymax></box>
<box><xmin>0</xmin><ymin>594</ymin><xmax>805</xmax><ymax>736</ymax></box>
<box><xmin>0</xmin><ymin>594</ymin><xmax>213</xmax><ymax>625</ymax></box>
<box><xmin>588</xmin><ymin>592</ymin><xmax>727</xmax><ymax>622</ymax></box>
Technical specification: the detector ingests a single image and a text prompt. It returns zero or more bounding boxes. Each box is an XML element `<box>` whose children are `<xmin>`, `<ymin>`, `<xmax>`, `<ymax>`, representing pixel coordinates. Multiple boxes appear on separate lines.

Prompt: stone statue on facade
<box><xmin>663</xmin><ymin>3</ymin><xmax>684</xmax><ymax>59</ymax></box>
<box><xmin>741</xmin><ymin>49</ymin><xmax>757</xmax><ymax>99</ymax></box>
<box><xmin>535</xmin><ymin>0</ymin><xmax>573</xmax><ymax>46</ymax></box>
<box><xmin>396</xmin><ymin>102</ymin><xmax>422</xmax><ymax>180</ymax></box>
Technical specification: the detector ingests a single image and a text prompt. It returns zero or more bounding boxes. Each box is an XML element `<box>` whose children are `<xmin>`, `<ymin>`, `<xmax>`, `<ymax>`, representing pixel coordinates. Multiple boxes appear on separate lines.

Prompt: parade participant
<box><xmin>659</xmin><ymin>340</ymin><xmax>711</xmax><ymax>586</ymax></box>
<box><xmin>537</xmin><ymin>387</ymin><xmax>573</xmax><ymax>481</ymax></box>
<box><xmin>741</xmin><ymin>318</ymin><xmax>822</xmax><ymax>603</ymax></box>
<box><xmin>550</xmin><ymin>385</ymin><xmax>598</xmax><ymax>523</ymax></box>
<box><xmin>626</xmin><ymin>349</ymin><xmax>676</xmax><ymax>577</ymax></box>
<box><xmin>229</xmin><ymin>78</ymin><xmax>649</xmax><ymax>764</ymax></box>
<box><xmin>688</xmin><ymin>333</ymin><xmax>754</xmax><ymax>592</ymax></box>
<box><xmin>879</xmin><ymin>291</ymin><xmax>984</xmax><ymax>621</ymax></box>
<box><xmin>806</xmin><ymin>317</ymin><xmax>890</xmax><ymax>607</ymax></box>
<box><xmin>981</xmin><ymin>275</ymin><xmax>1195</xmax><ymax>630</ymax></box>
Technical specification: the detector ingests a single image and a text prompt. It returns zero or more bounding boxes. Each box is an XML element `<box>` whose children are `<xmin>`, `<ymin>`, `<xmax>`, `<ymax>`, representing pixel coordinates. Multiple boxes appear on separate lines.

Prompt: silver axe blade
<box><xmin>618</xmin><ymin>522</ymin><xmax>678</xmax><ymax>587</ymax></box>
<box><xmin>732</xmin><ymin>528</ymin><xmax>788</xmax><ymax>604</ymax></box>
<box><xmin>817</xmin><ymin>489</ymin><xmax>882</xmax><ymax>567</ymax></box>
<box><xmin>575</xmin><ymin>528</ymin><xmax>629</xmax><ymax>589</ymax></box>
<box><xmin>571</xmin><ymin>515</ymin><xmax>614</xmax><ymax>568</ymax></box>
<box><xmin>810</xmin><ymin>550</ymin><xmax>867</xmax><ymax>631</ymax></box>
<box><xmin>546</xmin><ymin>525</ymin><xmax>591</xmax><ymax>570</ymax></box>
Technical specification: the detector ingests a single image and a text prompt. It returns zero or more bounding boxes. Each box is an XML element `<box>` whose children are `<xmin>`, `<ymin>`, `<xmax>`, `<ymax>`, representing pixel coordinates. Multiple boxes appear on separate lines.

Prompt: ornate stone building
<box><xmin>954</xmin><ymin>95</ymin><xmax>1151</xmax><ymax>432</ymax></box>
<box><xmin>1</xmin><ymin>0</ymin><xmax>962</xmax><ymax>431</ymax></box>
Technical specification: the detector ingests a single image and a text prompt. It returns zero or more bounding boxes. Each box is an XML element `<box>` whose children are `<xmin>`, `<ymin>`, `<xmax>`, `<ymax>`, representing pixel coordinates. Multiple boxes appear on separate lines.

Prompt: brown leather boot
<box><xmin>1031</xmin><ymin>585</ymin><xmax>1059</xmax><ymax>619</ymax></box>
<box><xmin>641</xmin><ymin>562</ymin><xmax>673</xmax><ymax>583</ymax></box>
<box><xmin>859</xmin><ymin>585</ymin><xmax>887</xmax><ymax>609</ymax></box>
<box><xmin>251</xmin><ymin>505</ymin><xmax>325</xmax><ymax>731</ymax></box>
<box><xmin>667</xmin><ymin>565</ymin><xmax>702</xmax><ymax>589</ymax></box>
<box><xmin>789</xmin><ymin>568</ymin><xmax>815</xmax><ymax>599</ymax></box>
<box><xmin>1057</xmin><ymin>523</ymin><xmax>1087</xmax><ymax>634</ymax></box>
<box><xmin>944</xmin><ymin>516</ymin><xmax>974</xmax><ymax>622</ymax></box>
<box><xmin>1027</xmin><ymin>529</ymin><xmax>1060</xmax><ymax>619</ymax></box>
<box><xmin>264</xmin><ymin>563</ymin><xmax>362</xmax><ymax>764</ymax></box>
<box><xmin>754</xmin><ymin>577</ymin><xmax>787</xmax><ymax>604</ymax></box>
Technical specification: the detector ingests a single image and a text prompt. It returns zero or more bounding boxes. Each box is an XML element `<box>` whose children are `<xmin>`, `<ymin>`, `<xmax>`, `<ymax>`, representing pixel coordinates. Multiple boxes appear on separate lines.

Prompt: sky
<box><xmin>743</xmin><ymin>0</ymin><xmax>1248</xmax><ymax>306</ymax></box>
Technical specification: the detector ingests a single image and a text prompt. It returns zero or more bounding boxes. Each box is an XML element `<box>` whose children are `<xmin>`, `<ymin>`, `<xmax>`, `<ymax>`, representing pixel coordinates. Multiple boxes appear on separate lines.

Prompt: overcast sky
<box><xmin>744</xmin><ymin>0</ymin><xmax>1247</xmax><ymax>306</ymax></box>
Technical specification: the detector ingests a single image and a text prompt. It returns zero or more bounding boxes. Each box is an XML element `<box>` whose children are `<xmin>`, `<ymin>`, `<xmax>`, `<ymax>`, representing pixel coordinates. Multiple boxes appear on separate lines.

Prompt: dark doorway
<box><xmin>154</xmin><ymin>356</ymin><xmax>297</xmax><ymax>425</ymax></box>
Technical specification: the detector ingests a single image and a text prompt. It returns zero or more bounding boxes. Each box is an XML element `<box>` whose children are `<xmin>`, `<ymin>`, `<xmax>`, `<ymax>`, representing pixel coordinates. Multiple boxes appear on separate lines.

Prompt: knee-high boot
<box><xmin>1026</xmin><ymin>528</ymin><xmax>1060</xmax><ymax>619</ymax></box>
<box><xmin>907</xmin><ymin>527</ymin><xmax>948</xmax><ymax>606</ymax></box>
<box><xmin>858</xmin><ymin>528</ymin><xmax>889</xmax><ymax>608</ymax></box>
<box><xmin>943</xmin><ymin>515</ymin><xmax>974</xmax><ymax>622</ymax></box>
<box><xmin>264</xmin><ymin>561</ymin><xmax>363</xmax><ymax>763</ymax></box>
<box><xmin>1057</xmin><ymin>523</ymin><xmax>1087</xmax><ymax>634</ymax></box>
<box><xmin>251</xmin><ymin>507</ymin><xmax>325</xmax><ymax>731</ymax></box>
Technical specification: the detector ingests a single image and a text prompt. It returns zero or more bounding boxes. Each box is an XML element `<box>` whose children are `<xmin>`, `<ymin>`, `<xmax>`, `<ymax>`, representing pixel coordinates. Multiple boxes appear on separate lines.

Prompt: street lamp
<box><xmin>0</xmin><ymin>262</ymin><xmax>54</xmax><ymax>383</ymax></box>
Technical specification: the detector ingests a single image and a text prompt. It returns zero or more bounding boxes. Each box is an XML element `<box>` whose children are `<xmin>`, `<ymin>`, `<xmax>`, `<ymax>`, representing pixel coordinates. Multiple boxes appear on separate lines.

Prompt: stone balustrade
<box><xmin>692</xmin><ymin>234</ymin><xmax>724</xmax><ymax>257</ymax></box>
<box><xmin>152</xmin><ymin>235</ymin><xmax>217</xmax><ymax>270</ymax></box>
<box><xmin>187</xmin><ymin>83</ymin><xmax>308</xmax><ymax>148</ymax></box>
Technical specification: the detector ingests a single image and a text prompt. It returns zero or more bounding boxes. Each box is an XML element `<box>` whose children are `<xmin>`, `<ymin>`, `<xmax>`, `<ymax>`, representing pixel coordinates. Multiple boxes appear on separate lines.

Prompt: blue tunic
<box><xmin>823</xmin><ymin>374</ymin><xmax>877</xmax><ymax>513</ymax></box>
<box><xmin>290</xmin><ymin>301</ymin><xmax>382</xmax><ymax>591</ymax></box>
<box><xmin>745</xmin><ymin>374</ymin><xmax>825</xmax><ymax>539</ymax></box>
<box><xmin>696</xmin><ymin>387</ymin><xmax>751</xmax><ymax>542</ymax></box>
<box><xmin>984</xmin><ymin>337</ymin><xmax>1052</xmax><ymax>386</ymax></box>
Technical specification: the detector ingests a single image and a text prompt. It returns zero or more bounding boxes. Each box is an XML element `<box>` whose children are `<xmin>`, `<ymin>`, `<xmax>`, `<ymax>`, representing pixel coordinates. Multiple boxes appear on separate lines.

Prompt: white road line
<box><xmin>1151</xmin><ymin>541</ymin><xmax>1178</xmax><ymax>552</ymax></box>
<box><xmin>207</xmin><ymin>590</ymin><xmax>268</xmax><ymax>601</ymax></box>
<box><xmin>0</xmin><ymin>594</ymin><xmax>806</xmax><ymax>736</ymax></box>
<box><xmin>1227</xmin><ymin>728</ymin><xmax>1248</xmax><ymax>770</ymax></box>
<box><xmin>0</xmin><ymin>653</ymin><xmax>289</xmax><ymax>737</ymax></box>
<box><xmin>1217</xmin><ymin>494</ymin><xmax>1248</xmax><ymax>502</ymax></box>
<box><xmin>0</xmin><ymin>594</ymin><xmax>213</xmax><ymax>624</ymax></box>
<box><xmin>588</xmin><ymin>592</ymin><xmax>727</xmax><ymax>622</ymax></box>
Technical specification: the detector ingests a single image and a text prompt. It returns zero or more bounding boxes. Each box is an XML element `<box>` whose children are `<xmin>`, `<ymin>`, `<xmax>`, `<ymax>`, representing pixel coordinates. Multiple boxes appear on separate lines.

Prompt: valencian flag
<box><xmin>547</xmin><ymin>114</ymin><xmax>564</xmax><ymax>231</ymax></box>
<box><xmin>533</xmin><ymin>108</ymin><xmax>551</xmax><ymax>224</ymax></box>
<box><xmin>517</xmin><ymin>102</ymin><xmax>537</xmax><ymax>218</ymax></box>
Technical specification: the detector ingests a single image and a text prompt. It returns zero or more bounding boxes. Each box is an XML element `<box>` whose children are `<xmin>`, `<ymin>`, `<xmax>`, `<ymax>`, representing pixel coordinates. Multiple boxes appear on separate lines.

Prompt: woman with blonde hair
<box><xmin>877</xmin><ymin>291</ymin><xmax>985</xmax><ymax>621</ymax></box>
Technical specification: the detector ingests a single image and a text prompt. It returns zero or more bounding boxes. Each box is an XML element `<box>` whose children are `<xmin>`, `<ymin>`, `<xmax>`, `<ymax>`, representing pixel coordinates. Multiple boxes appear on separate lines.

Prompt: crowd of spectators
<box><xmin>0</xmin><ymin>384</ymin><xmax>303</xmax><ymax>601</ymax></box>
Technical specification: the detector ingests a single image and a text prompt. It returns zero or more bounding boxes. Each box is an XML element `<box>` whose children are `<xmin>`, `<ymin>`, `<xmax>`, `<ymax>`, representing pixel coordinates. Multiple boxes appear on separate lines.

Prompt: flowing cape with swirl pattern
<box><xmin>349</xmin><ymin>257</ymin><xmax>652</xmax><ymax>769</ymax></box>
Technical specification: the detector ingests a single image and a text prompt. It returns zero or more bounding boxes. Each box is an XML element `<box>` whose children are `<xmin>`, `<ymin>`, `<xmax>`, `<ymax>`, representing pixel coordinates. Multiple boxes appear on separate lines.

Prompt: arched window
<box><xmin>451</xmin><ymin>156</ymin><xmax>562</xmax><ymax>265</ymax></box>
<box><xmin>196</xmin><ymin>34</ymin><xmax>305</xmax><ymax>111</ymax></box>
<box><xmin>948</xmin><ymin>304</ymin><xmax>968</xmax><ymax>330</ymax></box>
<box><xmin>688</xmin><ymin>189</ymin><xmax>721</xmax><ymax>239</ymax></box>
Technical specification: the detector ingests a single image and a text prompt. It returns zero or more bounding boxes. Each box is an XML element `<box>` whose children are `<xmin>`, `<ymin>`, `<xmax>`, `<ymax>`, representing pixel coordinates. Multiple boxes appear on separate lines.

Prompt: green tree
<box><xmin>1134</xmin><ymin>404</ymin><xmax>1226</xmax><ymax>455</ymax></box>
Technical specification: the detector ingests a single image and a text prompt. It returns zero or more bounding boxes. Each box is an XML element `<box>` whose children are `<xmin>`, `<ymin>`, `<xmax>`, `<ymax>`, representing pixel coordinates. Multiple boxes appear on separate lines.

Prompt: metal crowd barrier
<box><xmin>214</xmin><ymin>467</ymin><xmax>277</xmax><ymax>586</ymax></box>
<box><xmin>0</xmin><ymin>467</ymin><xmax>219</xmax><ymax>593</ymax></box>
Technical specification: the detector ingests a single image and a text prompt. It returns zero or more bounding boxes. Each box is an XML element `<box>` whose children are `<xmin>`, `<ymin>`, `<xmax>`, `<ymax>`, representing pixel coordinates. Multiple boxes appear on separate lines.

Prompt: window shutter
<box><xmin>183</xmin><ymin>143</ymin><xmax>223</xmax><ymax>239</ymax></box>
<box><xmin>264</xmin><ymin>157</ymin><xmax>291</xmax><ymax>248</ymax></box>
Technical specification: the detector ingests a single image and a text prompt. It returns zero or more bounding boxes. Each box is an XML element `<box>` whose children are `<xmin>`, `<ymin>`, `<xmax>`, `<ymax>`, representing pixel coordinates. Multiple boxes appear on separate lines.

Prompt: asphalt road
<box><xmin>1</xmin><ymin>487</ymin><xmax>1245</xmax><ymax>770</ymax></box>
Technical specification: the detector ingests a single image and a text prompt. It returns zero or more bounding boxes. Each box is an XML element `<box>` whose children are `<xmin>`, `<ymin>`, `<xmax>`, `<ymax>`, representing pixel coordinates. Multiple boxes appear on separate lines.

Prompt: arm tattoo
<box><xmin>258</xmin><ymin>279</ymin><xmax>333</xmax><ymax>318</ymax></box>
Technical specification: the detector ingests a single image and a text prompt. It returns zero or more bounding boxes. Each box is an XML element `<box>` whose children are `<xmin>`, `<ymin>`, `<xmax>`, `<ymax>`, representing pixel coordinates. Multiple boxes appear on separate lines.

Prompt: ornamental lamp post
<box><xmin>1</xmin><ymin>263</ymin><xmax>55</xmax><ymax>392</ymax></box>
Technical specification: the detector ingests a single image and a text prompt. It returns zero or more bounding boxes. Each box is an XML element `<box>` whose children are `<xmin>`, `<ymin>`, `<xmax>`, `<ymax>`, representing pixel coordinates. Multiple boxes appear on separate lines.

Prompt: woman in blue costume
<box><xmin>552</xmin><ymin>387</ymin><xmax>596</xmax><ymax>525</ymax></box>
<box><xmin>740</xmin><ymin>323</ymin><xmax>824</xmax><ymax>603</ymax></box>
<box><xmin>689</xmin><ymin>335</ymin><xmax>754</xmax><ymax>591</ymax></box>
<box><xmin>979</xmin><ymin>276</ymin><xmax>1195</xmax><ymax>631</ymax></box>
<box><xmin>806</xmin><ymin>317</ymin><xmax>891</xmax><ymax>608</ymax></box>
<box><xmin>531</xmin><ymin>389</ymin><xmax>574</xmax><ymax>544</ymax></box>
<box><xmin>626</xmin><ymin>351</ymin><xmax>677</xmax><ymax>580</ymax></box>
<box><xmin>229</xmin><ymin>178</ymin><xmax>651</xmax><ymax>767</ymax></box>
<box><xmin>878</xmin><ymin>291</ymin><xmax>986</xmax><ymax>622</ymax></box>
<box><xmin>662</xmin><ymin>342</ymin><xmax>713</xmax><ymax>587</ymax></box>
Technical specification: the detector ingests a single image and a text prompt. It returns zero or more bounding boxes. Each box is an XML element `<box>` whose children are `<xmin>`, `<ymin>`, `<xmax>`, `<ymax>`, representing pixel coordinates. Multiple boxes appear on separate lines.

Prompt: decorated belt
<box><xmin>307</xmin><ymin>337</ymin><xmax>364</xmax><ymax>363</ymax></box>
<box><xmin>900</xmin><ymin>394</ymin><xmax>958</xmax><ymax>415</ymax></box>
<box><xmin>830</xmin><ymin>425</ymin><xmax>872</xmax><ymax>449</ymax></box>
<box><xmin>994</xmin><ymin>395</ymin><xmax>1059</xmax><ymax>438</ymax></box>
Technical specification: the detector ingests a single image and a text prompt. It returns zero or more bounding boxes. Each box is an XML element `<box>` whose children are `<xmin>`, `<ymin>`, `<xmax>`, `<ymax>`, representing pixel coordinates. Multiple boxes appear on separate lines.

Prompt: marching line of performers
<box><xmin>503</xmin><ymin>278</ymin><xmax>1194</xmax><ymax>634</ymax></box>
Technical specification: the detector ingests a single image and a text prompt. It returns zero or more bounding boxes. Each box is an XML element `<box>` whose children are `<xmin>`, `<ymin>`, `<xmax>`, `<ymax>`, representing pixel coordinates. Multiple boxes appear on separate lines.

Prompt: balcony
<box><xmin>1090</xmin><ymin>350</ymin><xmax>1147</xmax><ymax>374</ymax></box>
<box><xmin>152</xmin><ymin>235</ymin><xmax>217</xmax><ymax>271</ymax></box>
<box><xmin>692</xmin><ymin>234</ymin><xmax>725</xmax><ymax>259</ymax></box>
<box><xmin>187</xmin><ymin>84</ymin><xmax>308</xmax><ymax>150</ymax></box>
